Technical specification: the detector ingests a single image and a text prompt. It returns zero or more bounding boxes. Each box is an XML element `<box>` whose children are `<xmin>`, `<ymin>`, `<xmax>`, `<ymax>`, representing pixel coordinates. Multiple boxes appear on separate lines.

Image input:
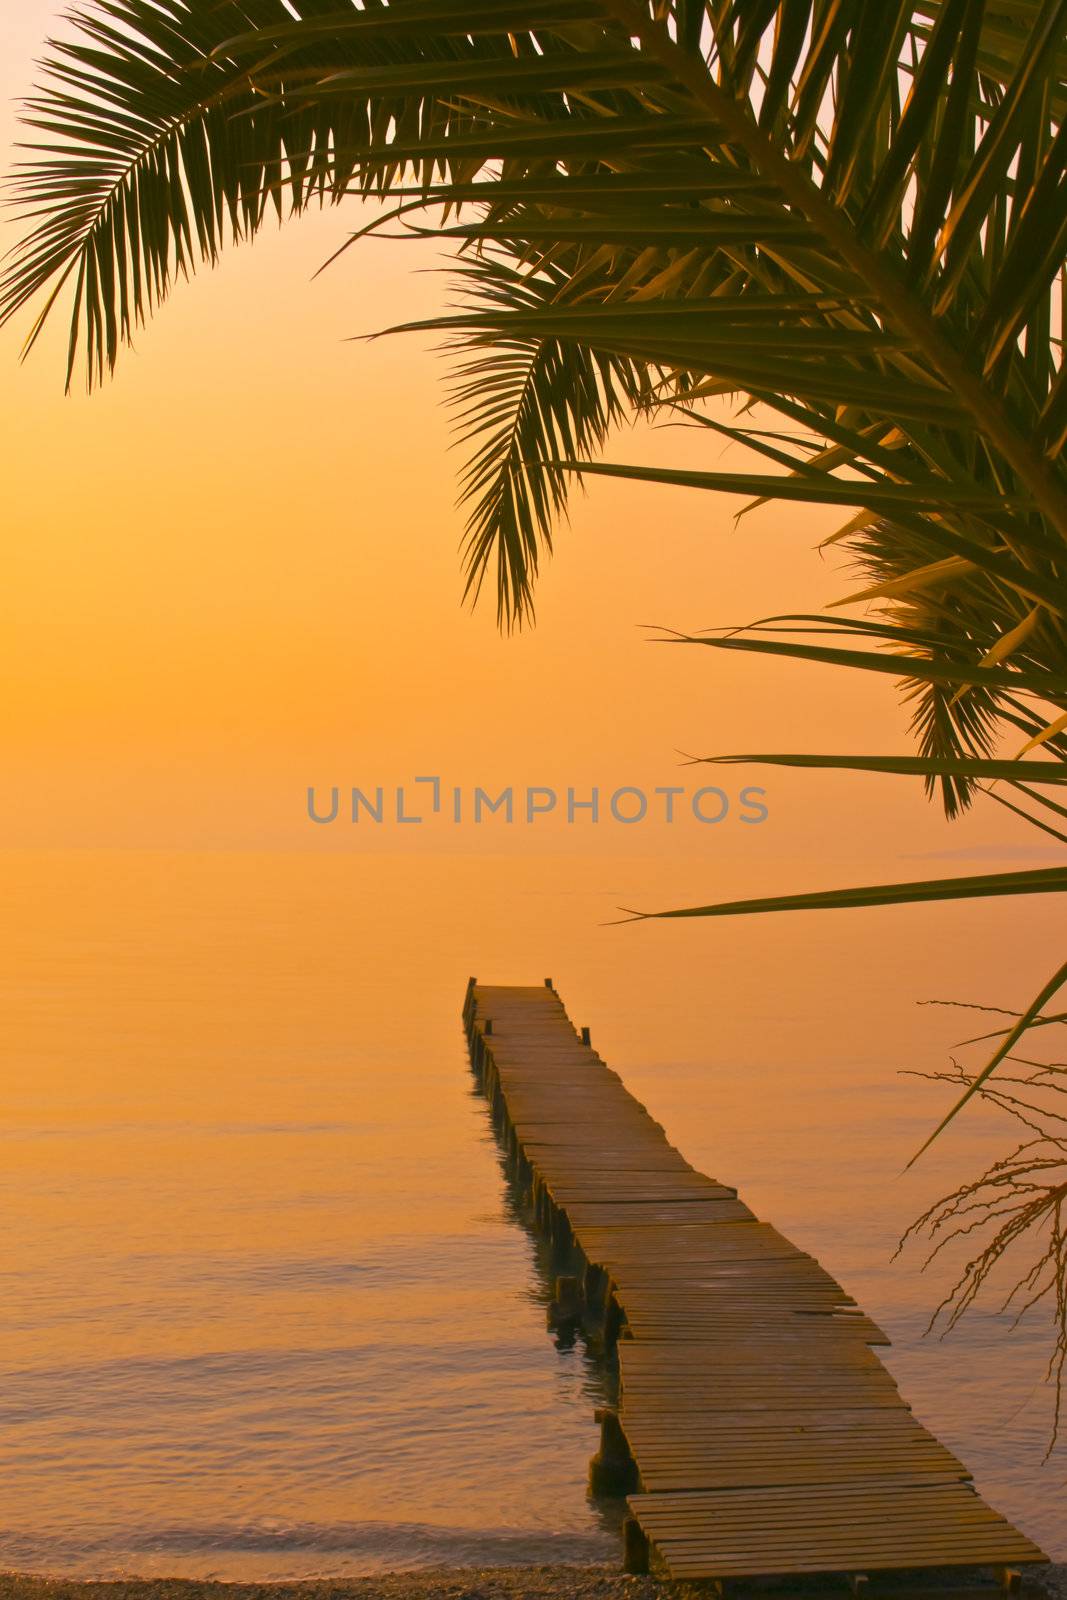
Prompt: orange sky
<box><xmin>0</xmin><ymin>4</ymin><xmax>1050</xmax><ymax>865</ymax></box>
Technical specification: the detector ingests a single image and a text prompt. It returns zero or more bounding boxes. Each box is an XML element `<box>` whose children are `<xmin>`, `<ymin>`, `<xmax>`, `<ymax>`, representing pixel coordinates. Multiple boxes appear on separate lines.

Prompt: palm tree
<box><xmin>3</xmin><ymin>0</ymin><xmax>1066</xmax><ymax>1385</ymax></box>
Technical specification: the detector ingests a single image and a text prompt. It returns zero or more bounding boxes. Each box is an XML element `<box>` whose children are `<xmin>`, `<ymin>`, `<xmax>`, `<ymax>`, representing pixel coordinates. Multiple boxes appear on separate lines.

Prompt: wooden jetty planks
<box><xmin>463</xmin><ymin>981</ymin><xmax>1048</xmax><ymax>1582</ymax></box>
<box><xmin>629</xmin><ymin>1482</ymin><xmax>1047</xmax><ymax>1578</ymax></box>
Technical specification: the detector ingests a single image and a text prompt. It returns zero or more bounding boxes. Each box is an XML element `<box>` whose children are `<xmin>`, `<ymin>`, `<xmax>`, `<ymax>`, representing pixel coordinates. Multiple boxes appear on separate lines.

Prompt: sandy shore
<box><xmin>0</xmin><ymin>1571</ymin><xmax>682</xmax><ymax>1600</ymax></box>
<box><xmin>1</xmin><ymin>1568</ymin><xmax>1065</xmax><ymax>1600</ymax></box>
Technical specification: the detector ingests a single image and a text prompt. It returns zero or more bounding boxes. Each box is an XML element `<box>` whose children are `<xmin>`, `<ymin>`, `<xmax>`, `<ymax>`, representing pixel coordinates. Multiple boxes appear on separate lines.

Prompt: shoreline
<box><xmin>1</xmin><ymin>1567</ymin><xmax>1066</xmax><ymax>1600</ymax></box>
<box><xmin>0</xmin><ymin>1570</ymin><xmax>677</xmax><ymax>1600</ymax></box>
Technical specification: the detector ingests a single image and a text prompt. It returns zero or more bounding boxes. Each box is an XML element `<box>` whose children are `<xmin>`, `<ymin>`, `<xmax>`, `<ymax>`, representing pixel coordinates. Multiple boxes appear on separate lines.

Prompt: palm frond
<box><xmin>659</xmin><ymin>625</ymin><xmax>1067</xmax><ymax>699</ymax></box>
<box><xmin>3</xmin><ymin>0</ymin><xmax>325</xmax><ymax>386</ymax></box>
<box><xmin>900</xmin><ymin>1025</ymin><xmax>1067</xmax><ymax>1449</ymax></box>
<box><xmin>689</xmin><ymin>752</ymin><xmax>1067</xmax><ymax>785</ymax></box>
<box><xmin>399</xmin><ymin>253</ymin><xmax>650</xmax><ymax>628</ymax></box>
<box><xmin>1</xmin><ymin>0</ymin><xmax>606</xmax><ymax>386</ymax></box>
<box><xmin>911</xmin><ymin>956</ymin><xmax>1067</xmax><ymax>1163</ymax></box>
<box><xmin>619</xmin><ymin>864</ymin><xmax>1067</xmax><ymax>922</ymax></box>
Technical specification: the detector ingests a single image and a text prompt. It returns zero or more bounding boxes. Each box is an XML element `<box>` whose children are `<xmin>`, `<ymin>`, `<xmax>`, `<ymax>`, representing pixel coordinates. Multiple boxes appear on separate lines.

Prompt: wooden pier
<box><xmin>463</xmin><ymin>979</ymin><xmax>1048</xmax><ymax>1588</ymax></box>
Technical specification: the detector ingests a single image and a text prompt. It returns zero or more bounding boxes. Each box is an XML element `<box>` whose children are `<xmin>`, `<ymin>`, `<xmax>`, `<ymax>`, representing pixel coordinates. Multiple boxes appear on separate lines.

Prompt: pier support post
<box><xmin>548</xmin><ymin>1274</ymin><xmax>581</xmax><ymax>1330</ymax></box>
<box><xmin>550</xmin><ymin>1207</ymin><xmax>572</xmax><ymax>1255</ymax></box>
<box><xmin>622</xmin><ymin>1516</ymin><xmax>650</xmax><ymax>1575</ymax></box>
<box><xmin>589</xmin><ymin>1409</ymin><xmax>638</xmax><ymax>1495</ymax></box>
<box><xmin>583</xmin><ymin>1262</ymin><xmax>609</xmax><ymax>1310</ymax></box>
<box><xmin>599</xmin><ymin>1292</ymin><xmax>624</xmax><ymax>1347</ymax></box>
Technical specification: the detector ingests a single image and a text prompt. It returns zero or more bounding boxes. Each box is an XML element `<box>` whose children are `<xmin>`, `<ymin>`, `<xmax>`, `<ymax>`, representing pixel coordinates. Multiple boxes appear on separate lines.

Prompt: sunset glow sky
<box><xmin>0</xmin><ymin>4</ymin><xmax>1045</xmax><ymax>865</ymax></box>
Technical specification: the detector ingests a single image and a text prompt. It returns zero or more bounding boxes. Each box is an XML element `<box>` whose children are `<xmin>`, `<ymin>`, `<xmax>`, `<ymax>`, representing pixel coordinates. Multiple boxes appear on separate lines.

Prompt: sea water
<box><xmin>2</xmin><ymin>848</ymin><xmax>1063</xmax><ymax>1578</ymax></box>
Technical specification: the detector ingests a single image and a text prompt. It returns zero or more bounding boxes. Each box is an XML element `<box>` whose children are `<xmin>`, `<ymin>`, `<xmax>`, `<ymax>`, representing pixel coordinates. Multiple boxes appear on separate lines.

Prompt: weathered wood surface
<box><xmin>463</xmin><ymin>979</ymin><xmax>1048</xmax><ymax>1585</ymax></box>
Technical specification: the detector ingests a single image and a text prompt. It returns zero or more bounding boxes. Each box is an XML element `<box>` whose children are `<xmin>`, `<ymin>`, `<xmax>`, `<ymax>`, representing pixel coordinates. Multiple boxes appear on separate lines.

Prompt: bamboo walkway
<box><xmin>463</xmin><ymin>978</ymin><xmax>1048</xmax><ymax>1589</ymax></box>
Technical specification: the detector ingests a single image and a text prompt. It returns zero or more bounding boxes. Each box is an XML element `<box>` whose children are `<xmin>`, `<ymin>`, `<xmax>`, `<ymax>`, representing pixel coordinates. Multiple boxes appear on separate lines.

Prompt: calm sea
<box><xmin>2</xmin><ymin>848</ymin><xmax>1063</xmax><ymax>1579</ymax></box>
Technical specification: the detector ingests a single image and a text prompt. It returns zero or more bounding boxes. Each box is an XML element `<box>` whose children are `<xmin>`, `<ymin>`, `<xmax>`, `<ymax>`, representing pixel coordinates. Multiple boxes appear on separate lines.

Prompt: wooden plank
<box><xmin>563</xmin><ymin>1202</ymin><xmax>747</xmax><ymax>1225</ymax></box>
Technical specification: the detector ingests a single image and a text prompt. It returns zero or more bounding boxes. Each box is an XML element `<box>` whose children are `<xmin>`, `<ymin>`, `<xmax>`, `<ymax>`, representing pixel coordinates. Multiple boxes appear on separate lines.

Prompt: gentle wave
<box><xmin>0</xmin><ymin>1121</ymin><xmax>363</xmax><ymax>1141</ymax></box>
<box><xmin>0</xmin><ymin>1519</ymin><xmax>617</xmax><ymax>1579</ymax></box>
